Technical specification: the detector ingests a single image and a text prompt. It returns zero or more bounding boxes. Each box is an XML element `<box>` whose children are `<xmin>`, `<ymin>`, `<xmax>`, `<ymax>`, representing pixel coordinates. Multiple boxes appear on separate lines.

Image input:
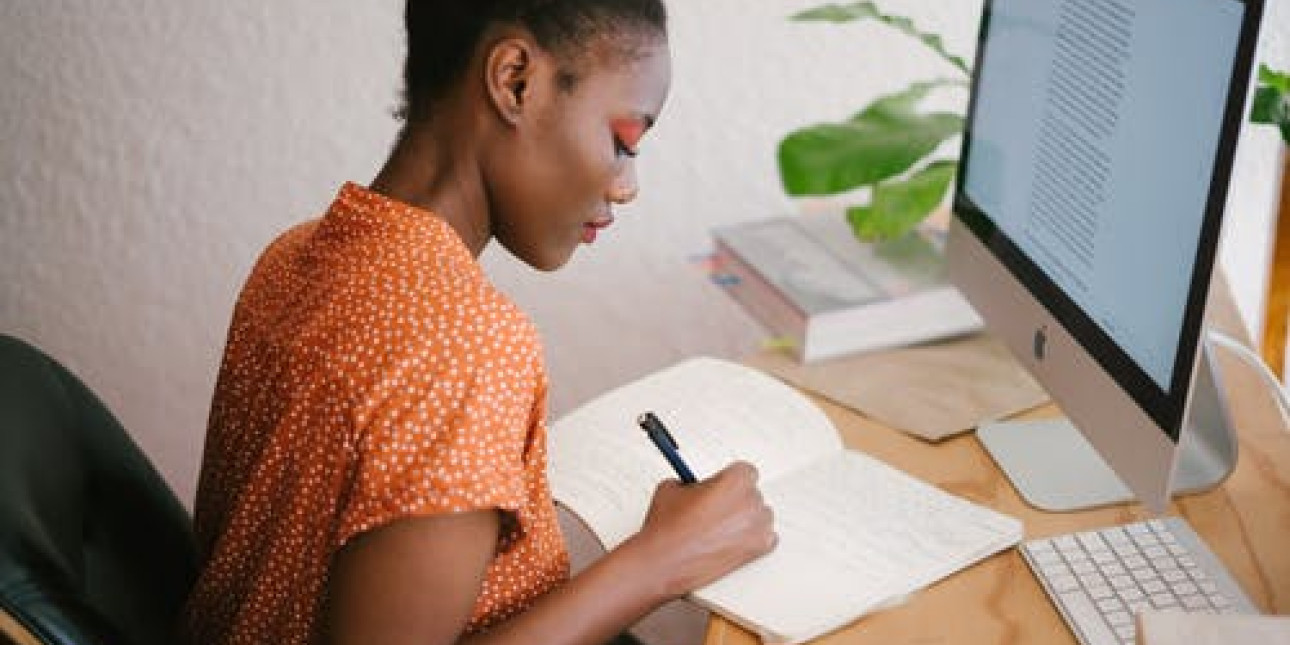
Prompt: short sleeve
<box><xmin>334</xmin><ymin>328</ymin><xmax>542</xmax><ymax>548</ymax></box>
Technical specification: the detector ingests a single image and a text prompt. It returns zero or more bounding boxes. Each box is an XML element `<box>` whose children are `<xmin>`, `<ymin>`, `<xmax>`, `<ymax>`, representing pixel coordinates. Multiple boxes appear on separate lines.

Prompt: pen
<box><xmin>637</xmin><ymin>411</ymin><xmax>698</xmax><ymax>484</ymax></box>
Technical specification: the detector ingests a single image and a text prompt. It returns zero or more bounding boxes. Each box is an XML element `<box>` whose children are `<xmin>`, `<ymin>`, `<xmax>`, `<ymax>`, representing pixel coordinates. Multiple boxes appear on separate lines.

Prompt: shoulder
<box><xmin>376</xmin><ymin>218</ymin><xmax>542</xmax><ymax>369</ymax></box>
<box><xmin>231</xmin><ymin>219</ymin><xmax>321</xmax><ymax>316</ymax></box>
<box><xmin>333</xmin><ymin>222</ymin><xmax>545</xmax><ymax>402</ymax></box>
<box><xmin>420</xmin><ymin>271</ymin><xmax>544</xmax><ymax>380</ymax></box>
<box><xmin>246</xmin><ymin>219</ymin><xmax>319</xmax><ymax>278</ymax></box>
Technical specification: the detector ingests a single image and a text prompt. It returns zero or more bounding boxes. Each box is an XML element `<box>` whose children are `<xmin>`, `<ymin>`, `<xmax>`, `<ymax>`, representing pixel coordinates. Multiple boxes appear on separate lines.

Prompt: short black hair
<box><xmin>400</xmin><ymin>0</ymin><xmax>668</xmax><ymax>123</ymax></box>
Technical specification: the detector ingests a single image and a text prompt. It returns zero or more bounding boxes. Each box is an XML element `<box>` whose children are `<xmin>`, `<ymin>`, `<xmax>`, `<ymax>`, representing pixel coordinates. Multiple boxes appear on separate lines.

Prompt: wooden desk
<box><xmin>705</xmin><ymin>281</ymin><xmax>1290</xmax><ymax>644</ymax></box>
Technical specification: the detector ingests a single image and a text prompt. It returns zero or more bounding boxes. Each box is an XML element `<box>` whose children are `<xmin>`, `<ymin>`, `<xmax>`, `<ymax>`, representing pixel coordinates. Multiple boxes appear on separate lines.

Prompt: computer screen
<box><xmin>949</xmin><ymin>0</ymin><xmax>1263</xmax><ymax>511</ymax></box>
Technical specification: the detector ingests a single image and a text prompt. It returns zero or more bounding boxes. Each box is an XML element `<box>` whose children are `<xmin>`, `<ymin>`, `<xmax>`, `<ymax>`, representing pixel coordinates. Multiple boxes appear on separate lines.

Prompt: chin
<box><xmin>495</xmin><ymin>234</ymin><xmax>576</xmax><ymax>272</ymax></box>
<box><xmin>515</xmin><ymin>245</ymin><xmax>575</xmax><ymax>272</ymax></box>
<box><xmin>529</xmin><ymin>256</ymin><xmax>571</xmax><ymax>272</ymax></box>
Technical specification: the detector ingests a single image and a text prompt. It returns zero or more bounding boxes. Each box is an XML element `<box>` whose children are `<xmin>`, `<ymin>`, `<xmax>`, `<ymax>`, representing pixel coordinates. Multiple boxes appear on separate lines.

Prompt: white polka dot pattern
<box><xmin>181</xmin><ymin>183</ymin><xmax>570</xmax><ymax>644</ymax></box>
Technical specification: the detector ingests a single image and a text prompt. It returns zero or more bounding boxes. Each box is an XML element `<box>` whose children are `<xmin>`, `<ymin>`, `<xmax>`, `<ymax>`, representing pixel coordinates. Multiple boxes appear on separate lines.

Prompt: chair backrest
<box><xmin>0</xmin><ymin>335</ymin><xmax>197</xmax><ymax>645</ymax></box>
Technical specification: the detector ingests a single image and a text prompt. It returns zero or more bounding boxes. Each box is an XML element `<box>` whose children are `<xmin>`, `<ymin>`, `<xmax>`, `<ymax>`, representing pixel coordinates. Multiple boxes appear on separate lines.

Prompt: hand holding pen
<box><xmin>633</xmin><ymin>410</ymin><xmax>778</xmax><ymax>597</ymax></box>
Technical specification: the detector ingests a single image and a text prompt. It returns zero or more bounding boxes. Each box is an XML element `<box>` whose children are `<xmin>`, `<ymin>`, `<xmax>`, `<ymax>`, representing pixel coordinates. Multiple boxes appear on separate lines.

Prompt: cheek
<box><xmin>560</xmin><ymin>123</ymin><xmax>619</xmax><ymax>197</ymax></box>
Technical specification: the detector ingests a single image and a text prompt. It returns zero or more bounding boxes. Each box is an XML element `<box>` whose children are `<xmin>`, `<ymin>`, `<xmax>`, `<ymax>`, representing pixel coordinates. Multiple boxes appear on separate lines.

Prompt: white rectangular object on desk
<box><xmin>711</xmin><ymin>214</ymin><xmax>982</xmax><ymax>362</ymax></box>
<box><xmin>548</xmin><ymin>357</ymin><xmax>1021</xmax><ymax>644</ymax></box>
<box><xmin>1138</xmin><ymin>611</ymin><xmax>1289</xmax><ymax>645</ymax></box>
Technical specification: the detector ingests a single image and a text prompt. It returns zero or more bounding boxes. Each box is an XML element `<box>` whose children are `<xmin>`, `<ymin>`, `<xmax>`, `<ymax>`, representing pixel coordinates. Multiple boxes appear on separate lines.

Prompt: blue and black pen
<box><xmin>638</xmin><ymin>411</ymin><xmax>698</xmax><ymax>484</ymax></box>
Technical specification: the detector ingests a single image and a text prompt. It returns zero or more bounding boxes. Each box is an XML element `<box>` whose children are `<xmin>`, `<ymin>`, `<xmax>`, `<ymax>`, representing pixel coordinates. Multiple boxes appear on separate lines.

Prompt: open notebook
<box><xmin>548</xmin><ymin>358</ymin><xmax>1022</xmax><ymax>643</ymax></box>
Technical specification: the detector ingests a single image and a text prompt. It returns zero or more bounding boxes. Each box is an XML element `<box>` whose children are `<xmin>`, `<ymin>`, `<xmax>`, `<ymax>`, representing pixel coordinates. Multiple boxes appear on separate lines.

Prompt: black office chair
<box><xmin>0</xmin><ymin>334</ymin><xmax>197</xmax><ymax>645</ymax></box>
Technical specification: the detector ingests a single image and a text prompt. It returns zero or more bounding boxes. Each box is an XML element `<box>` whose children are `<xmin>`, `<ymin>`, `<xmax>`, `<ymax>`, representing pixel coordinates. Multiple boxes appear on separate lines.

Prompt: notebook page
<box><xmin>548</xmin><ymin>358</ymin><xmax>841</xmax><ymax>549</ymax></box>
<box><xmin>695</xmin><ymin>451</ymin><xmax>1023</xmax><ymax>644</ymax></box>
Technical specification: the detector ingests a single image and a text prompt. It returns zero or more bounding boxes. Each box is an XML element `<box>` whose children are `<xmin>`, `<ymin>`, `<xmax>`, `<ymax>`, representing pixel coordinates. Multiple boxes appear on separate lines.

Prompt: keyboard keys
<box><xmin>1105</xmin><ymin>610</ymin><xmax>1132</xmax><ymax>626</ymax></box>
<box><xmin>1079</xmin><ymin>532</ymin><xmax>1107</xmax><ymax>551</ymax></box>
<box><xmin>1133</xmin><ymin>533</ymin><xmax>1161</xmax><ymax>547</ymax></box>
<box><xmin>1059</xmin><ymin>591</ymin><xmax>1120</xmax><ymax>644</ymax></box>
<box><xmin>1096</xmin><ymin>597</ymin><xmax>1124</xmax><ymax>613</ymax></box>
<box><xmin>1148</xmin><ymin>593</ymin><xmax>1176</xmax><ymax>609</ymax></box>
<box><xmin>1182</xmin><ymin>595</ymin><xmax>1209</xmax><ymax>610</ymax></box>
<box><xmin>1022</xmin><ymin>517</ymin><xmax>1257</xmax><ymax>645</ymax></box>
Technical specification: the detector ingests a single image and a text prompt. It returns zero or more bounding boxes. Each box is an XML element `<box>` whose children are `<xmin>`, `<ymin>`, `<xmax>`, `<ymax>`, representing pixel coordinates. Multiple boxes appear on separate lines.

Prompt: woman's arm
<box><xmin>322</xmin><ymin>509</ymin><xmax>497</xmax><ymax>645</ymax></box>
<box><xmin>322</xmin><ymin>461</ymin><xmax>776</xmax><ymax>645</ymax></box>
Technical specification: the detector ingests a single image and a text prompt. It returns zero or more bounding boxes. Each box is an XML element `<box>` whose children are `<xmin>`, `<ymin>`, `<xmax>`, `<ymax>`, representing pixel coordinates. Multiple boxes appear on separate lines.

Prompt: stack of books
<box><xmin>710</xmin><ymin>214</ymin><xmax>982</xmax><ymax>362</ymax></box>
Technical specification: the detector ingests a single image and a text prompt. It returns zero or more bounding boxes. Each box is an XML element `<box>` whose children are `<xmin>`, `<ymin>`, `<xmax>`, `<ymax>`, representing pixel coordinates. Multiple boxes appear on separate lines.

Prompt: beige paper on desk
<box><xmin>746</xmin><ymin>333</ymin><xmax>1049</xmax><ymax>441</ymax></box>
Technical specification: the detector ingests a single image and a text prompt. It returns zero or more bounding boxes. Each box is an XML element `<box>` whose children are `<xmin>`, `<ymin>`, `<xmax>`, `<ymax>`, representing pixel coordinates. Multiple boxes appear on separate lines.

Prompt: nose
<box><xmin>608</xmin><ymin>162</ymin><xmax>639</xmax><ymax>205</ymax></box>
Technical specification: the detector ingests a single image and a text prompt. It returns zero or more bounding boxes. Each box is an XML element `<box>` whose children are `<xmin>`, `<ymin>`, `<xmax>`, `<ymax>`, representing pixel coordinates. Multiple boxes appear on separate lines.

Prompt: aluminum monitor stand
<box><xmin>976</xmin><ymin>338</ymin><xmax>1238</xmax><ymax>512</ymax></box>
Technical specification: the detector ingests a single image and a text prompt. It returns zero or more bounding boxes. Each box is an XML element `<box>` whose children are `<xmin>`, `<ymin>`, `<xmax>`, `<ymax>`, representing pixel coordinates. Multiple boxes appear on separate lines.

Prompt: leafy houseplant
<box><xmin>1251</xmin><ymin>64</ymin><xmax>1290</xmax><ymax>145</ymax></box>
<box><xmin>778</xmin><ymin>2</ymin><xmax>970</xmax><ymax>241</ymax></box>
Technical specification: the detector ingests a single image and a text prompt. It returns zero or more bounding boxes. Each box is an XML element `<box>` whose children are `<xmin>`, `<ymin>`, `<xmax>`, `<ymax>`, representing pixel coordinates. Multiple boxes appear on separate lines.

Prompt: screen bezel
<box><xmin>952</xmin><ymin>0</ymin><xmax>1264</xmax><ymax>440</ymax></box>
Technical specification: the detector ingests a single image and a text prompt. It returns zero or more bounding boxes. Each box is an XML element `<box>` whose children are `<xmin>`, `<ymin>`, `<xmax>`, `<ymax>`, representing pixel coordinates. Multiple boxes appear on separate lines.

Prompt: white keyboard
<box><xmin>1020</xmin><ymin>517</ymin><xmax>1259</xmax><ymax>645</ymax></box>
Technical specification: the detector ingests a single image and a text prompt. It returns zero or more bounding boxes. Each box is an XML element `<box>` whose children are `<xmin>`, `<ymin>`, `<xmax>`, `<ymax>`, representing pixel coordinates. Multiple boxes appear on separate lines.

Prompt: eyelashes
<box><xmin>611</xmin><ymin>118</ymin><xmax>647</xmax><ymax>159</ymax></box>
<box><xmin>615</xmin><ymin>137</ymin><xmax>640</xmax><ymax>158</ymax></box>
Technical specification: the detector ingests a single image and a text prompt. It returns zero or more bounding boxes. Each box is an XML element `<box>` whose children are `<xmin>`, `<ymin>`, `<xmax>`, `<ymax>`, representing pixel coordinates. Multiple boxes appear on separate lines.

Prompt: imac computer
<box><xmin>949</xmin><ymin>0</ymin><xmax>1265</xmax><ymax>515</ymax></box>
<box><xmin>949</xmin><ymin>0</ymin><xmax>1269</xmax><ymax>640</ymax></box>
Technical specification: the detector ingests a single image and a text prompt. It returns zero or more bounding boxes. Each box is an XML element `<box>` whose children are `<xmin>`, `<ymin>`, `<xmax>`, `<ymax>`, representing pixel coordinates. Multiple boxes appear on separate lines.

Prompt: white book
<box><xmin>711</xmin><ymin>215</ymin><xmax>983</xmax><ymax>362</ymax></box>
<box><xmin>548</xmin><ymin>358</ymin><xmax>1022</xmax><ymax>644</ymax></box>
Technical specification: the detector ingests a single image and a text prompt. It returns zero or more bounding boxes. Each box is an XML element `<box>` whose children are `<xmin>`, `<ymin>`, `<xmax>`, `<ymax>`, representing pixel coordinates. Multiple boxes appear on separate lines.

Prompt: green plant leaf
<box><xmin>851</xmin><ymin>79</ymin><xmax>966</xmax><ymax>123</ymax></box>
<box><xmin>871</xmin><ymin>230</ymin><xmax>942</xmax><ymax>279</ymax></box>
<box><xmin>1251</xmin><ymin>64</ymin><xmax>1290</xmax><ymax>145</ymax></box>
<box><xmin>1250</xmin><ymin>86</ymin><xmax>1288</xmax><ymax>131</ymax></box>
<box><xmin>845</xmin><ymin>160</ymin><xmax>957</xmax><ymax>240</ymax></box>
<box><xmin>1259</xmin><ymin>63</ymin><xmax>1290</xmax><ymax>93</ymax></box>
<box><xmin>778</xmin><ymin>83</ymin><xmax>963</xmax><ymax>196</ymax></box>
<box><xmin>792</xmin><ymin>2</ymin><xmax>969</xmax><ymax>74</ymax></box>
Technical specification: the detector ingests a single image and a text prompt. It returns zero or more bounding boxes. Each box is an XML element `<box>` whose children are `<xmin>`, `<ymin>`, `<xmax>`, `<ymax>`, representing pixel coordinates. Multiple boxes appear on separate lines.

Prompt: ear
<box><xmin>484</xmin><ymin>35</ymin><xmax>540</xmax><ymax>126</ymax></box>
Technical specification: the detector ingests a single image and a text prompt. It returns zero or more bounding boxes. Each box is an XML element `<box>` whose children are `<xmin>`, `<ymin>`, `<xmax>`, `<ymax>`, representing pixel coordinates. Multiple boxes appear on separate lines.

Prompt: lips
<box><xmin>581</xmin><ymin>215</ymin><xmax>614</xmax><ymax>244</ymax></box>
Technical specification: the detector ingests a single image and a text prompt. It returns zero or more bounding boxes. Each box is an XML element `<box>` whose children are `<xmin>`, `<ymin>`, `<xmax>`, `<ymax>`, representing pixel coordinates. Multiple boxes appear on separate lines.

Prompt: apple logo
<box><xmin>1033</xmin><ymin>325</ymin><xmax>1048</xmax><ymax>361</ymax></box>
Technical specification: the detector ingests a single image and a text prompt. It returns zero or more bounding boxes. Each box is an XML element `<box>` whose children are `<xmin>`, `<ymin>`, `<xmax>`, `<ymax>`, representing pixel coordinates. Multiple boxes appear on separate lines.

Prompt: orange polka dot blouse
<box><xmin>181</xmin><ymin>183</ymin><xmax>570</xmax><ymax>644</ymax></box>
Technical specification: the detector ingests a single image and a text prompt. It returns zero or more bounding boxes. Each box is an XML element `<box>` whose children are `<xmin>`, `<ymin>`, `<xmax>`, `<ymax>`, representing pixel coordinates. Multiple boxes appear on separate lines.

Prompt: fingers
<box><xmin>714</xmin><ymin>460</ymin><xmax>759</xmax><ymax>485</ymax></box>
<box><xmin>636</xmin><ymin>459</ymin><xmax>779</xmax><ymax>596</ymax></box>
<box><xmin>742</xmin><ymin>489</ymin><xmax>777</xmax><ymax>557</ymax></box>
<box><xmin>713</xmin><ymin>462</ymin><xmax>777</xmax><ymax>558</ymax></box>
<box><xmin>755</xmin><ymin>504</ymin><xmax>778</xmax><ymax>554</ymax></box>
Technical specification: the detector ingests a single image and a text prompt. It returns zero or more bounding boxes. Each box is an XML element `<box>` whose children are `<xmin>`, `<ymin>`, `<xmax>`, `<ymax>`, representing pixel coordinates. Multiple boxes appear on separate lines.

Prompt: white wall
<box><xmin>2</xmin><ymin>0</ymin><xmax>1287</xmax><ymax>505</ymax></box>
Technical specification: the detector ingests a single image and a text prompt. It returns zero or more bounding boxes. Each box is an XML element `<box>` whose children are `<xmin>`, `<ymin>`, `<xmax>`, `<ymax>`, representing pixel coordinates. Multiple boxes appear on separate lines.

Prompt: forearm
<box><xmin>461</xmin><ymin>536</ymin><xmax>671</xmax><ymax>645</ymax></box>
<box><xmin>461</xmin><ymin>463</ymin><xmax>776</xmax><ymax>644</ymax></box>
<box><xmin>333</xmin><ymin>465</ymin><xmax>772</xmax><ymax>645</ymax></box>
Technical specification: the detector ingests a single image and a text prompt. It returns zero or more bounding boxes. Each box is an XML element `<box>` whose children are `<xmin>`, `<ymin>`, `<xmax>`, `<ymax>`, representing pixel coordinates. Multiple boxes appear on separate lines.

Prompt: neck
<box><xmin>369</xmin><ymin>115</ymin><xmax>492</xmax><ymax>257</ymax></box>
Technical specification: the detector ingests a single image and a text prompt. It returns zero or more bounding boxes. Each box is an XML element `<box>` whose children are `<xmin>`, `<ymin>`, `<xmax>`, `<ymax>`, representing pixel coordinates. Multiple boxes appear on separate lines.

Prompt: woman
<box><xmin>180</xmin><ymin>2</ymin><xmax>777</xmax><ymax>644</ymax></box>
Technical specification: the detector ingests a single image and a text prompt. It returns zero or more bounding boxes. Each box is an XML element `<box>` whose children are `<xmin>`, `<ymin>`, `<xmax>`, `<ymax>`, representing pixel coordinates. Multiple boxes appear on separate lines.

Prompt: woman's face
<box><xmin>487</xmin><ymin>36</ymin><xmax>672</xmax><ymax>271</ymax></box>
